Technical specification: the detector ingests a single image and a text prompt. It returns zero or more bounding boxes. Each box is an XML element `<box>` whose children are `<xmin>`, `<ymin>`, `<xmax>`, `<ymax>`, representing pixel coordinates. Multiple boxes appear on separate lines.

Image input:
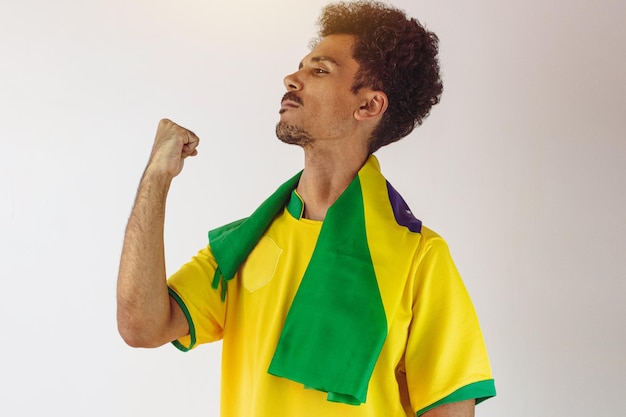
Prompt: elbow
<box><xmin>118</xmin><ymin>328</ymin><xmax>148</xmax><ymax>348</ymax></box>
<box><xmin>117</xmin><ymin>321</ymin><xmax>146</xmax><ymax>348</ymax></box>
<box><xmin>117</xmin><ymin>315</ymin><xmax>166</xmax><ymax>349</ymax></box>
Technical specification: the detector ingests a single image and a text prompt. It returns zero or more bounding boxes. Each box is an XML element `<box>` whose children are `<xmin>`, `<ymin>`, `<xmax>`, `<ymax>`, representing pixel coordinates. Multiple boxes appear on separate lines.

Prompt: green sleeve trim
<box><xmin>167</xmin><ymin>287</ymin><xmax>197</xmax><ymax>352</ymax></box>
<box><xmin>417</xmin><ymin>379</ymin><xmax>496</xmax><ymax>416</ymax></box>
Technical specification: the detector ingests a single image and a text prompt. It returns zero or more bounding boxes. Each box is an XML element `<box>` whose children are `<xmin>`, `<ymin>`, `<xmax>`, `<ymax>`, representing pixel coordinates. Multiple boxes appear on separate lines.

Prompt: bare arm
<box><xmin>423</xmin><ymin>400</ymin><xmax>475</xmax><ymax>417</ymax></box>
<box><xmin>117</xmin><ymin>119</ymin><xmax>199</xmax><ymax>348</ymax></box>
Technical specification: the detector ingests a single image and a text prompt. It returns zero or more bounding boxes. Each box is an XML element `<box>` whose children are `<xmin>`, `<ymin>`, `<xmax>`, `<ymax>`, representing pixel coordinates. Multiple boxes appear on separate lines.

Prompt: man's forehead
<box><xmin>300</xmin><ymin>34</ymin><xmax>356</xmax><ymax>67</ymax></box>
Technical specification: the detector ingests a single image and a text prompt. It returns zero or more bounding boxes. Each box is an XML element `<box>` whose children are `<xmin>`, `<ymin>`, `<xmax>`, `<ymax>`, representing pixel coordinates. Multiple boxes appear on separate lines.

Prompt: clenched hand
<box><xmin>147</xmin><ymin>118</ymin><xmax>200</xmax><ymax>179</ymax></box>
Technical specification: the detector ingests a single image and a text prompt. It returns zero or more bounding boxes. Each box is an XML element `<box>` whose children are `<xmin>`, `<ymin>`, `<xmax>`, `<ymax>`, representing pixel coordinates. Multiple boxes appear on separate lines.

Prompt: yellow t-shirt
<box><xmin>168</xmin><ymin>193</ymin><xmax>494</xmax><ymax>416</ymax></box>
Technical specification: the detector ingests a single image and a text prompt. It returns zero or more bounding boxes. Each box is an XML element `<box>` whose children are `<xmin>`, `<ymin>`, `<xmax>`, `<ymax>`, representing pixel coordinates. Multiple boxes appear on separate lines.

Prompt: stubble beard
<box><xmin>275</xmin><ymin>121</ymin><xmax>314</xmax><ymax>147</ymax></box>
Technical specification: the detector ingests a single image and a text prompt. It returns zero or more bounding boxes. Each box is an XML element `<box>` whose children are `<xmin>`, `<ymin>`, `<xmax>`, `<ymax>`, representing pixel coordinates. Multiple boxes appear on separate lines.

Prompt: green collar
<box><xmin>286</xmin><ymin>189</ymin><xmax>305</xmax><ymax>219</ymax></box>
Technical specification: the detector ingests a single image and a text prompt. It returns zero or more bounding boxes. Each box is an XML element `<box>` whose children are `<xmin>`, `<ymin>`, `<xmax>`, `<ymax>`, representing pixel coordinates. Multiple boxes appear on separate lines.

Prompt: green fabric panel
<box><xmin>416</xmin><ymin>379</ymin><xmax>497</xmax><ymax>416</ymax></box>
<box><xmin>267</xmin><ymin>175</ymin><xmax>387</xmax><ymax>405</ymax></box>
<box><xmin>167</xmin><ymin>287</ymin><xmax>196</xmax><ymax>352</ymax></box>
<box><xmin>211</xmin><ymin>267</ymin><xmax>221</xmax><ymax>290</ymax></box>
<box><xmin>208</xmin><ymin>171</ymin><xmax>302</xmax><ymax>282</ymax></box>
<box><xmin>327</xmin><ymin>391</ymin><xmax>362</xmax><ymax>405</ymax></box>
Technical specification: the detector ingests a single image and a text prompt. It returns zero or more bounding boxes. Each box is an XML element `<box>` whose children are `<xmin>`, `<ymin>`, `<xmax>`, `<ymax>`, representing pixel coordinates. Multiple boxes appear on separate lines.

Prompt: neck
<box><xmin>296</xmin><ymin>144</ymin><xmax>370</xmax><ymax>221</ymax></box>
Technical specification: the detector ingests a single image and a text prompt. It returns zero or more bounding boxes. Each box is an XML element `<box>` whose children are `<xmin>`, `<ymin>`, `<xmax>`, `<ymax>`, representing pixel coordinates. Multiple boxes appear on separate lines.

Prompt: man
<box><xmin>117</xmin><ymin>1</ymin><xmax>496</xmax><ymax>416</ymax></box>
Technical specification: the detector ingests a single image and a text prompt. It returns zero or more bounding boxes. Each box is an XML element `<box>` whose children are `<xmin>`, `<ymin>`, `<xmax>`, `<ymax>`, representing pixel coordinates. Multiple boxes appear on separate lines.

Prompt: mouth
<box><xmin>280</xmin><ymin>92</ymin><xmax>303</xmax><ymax>113</ymax></box>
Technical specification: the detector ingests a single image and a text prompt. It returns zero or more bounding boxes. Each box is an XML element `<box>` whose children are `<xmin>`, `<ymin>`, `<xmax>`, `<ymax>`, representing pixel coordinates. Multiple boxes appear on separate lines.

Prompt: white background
<box><xmin>1</xmin><ymin>0</ymin><xmax>625</xmax><ymax>416</ymax></box>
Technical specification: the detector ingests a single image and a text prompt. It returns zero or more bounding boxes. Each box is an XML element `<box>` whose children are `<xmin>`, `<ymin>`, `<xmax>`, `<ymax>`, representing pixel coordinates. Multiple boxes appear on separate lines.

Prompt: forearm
<box><xmin>116</xmin><ymin>119</ymin><xmax>198</xmax><ymax>347</ymax></box>
<box><xmin>117</xmin><ymin>167</ymin><xmax>174</xmax><ymax>347</ymax></box>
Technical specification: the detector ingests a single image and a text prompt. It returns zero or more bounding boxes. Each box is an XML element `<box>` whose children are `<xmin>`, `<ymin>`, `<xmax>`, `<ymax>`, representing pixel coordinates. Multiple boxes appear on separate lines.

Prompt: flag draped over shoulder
<box><xmin>208</xmin><ymin>155</ymin><xmax>422</xmax><ymax>405</ymax></box>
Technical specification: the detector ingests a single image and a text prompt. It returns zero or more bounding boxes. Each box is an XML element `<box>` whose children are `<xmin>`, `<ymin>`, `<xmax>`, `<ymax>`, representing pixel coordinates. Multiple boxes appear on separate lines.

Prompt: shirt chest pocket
<box><xmin>239</xmin><ymin>236</ymin><xmax>283</xmax><ymax>292</ymax></box>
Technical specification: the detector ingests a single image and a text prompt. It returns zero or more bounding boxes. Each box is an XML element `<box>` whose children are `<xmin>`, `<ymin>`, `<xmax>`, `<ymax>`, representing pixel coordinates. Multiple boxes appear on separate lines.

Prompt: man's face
<box><xmin>276</xmin><ymin>34</ymin><xmax>364</xmax><ymax>147</ymax></box>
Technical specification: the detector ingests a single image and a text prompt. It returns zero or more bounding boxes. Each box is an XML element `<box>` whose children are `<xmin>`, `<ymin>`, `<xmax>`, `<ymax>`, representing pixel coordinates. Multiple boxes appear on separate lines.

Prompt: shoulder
<box><xmin>416</xmin><ymin>225</ymin><xmax>452</xmax><ymax>257</ymax></box>
<box><xmin>410</xmin><ymin>225</ymin><xmax>462</xmax><ymax>287</ymax></box>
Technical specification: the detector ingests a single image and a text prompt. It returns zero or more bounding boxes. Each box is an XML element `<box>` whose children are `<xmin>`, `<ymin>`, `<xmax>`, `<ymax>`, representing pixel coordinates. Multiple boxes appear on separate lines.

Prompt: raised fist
<box><xmin>147</xmin><ymin>119</ymin><xmax>200</xmax><ymax>179</ymax></box>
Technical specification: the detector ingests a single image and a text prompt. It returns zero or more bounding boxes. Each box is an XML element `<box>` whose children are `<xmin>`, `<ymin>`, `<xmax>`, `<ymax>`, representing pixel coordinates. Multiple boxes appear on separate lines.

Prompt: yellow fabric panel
<box><xmin>167</xmin><ymin>246</ymin><xmax>225</xmax><ymax>348</ymax></box>
<box><xmin>403</xmin><ymin>226</ymin><xmax>494</xmax><ymax>413</ymax></box>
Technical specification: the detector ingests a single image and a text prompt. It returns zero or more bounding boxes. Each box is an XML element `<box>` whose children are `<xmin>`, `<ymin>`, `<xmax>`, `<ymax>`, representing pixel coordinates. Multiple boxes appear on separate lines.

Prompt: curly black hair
<box><xmin>316</xmin><ymin>1</ymin><xmax>443</xmax><ymax>153</ymax></box>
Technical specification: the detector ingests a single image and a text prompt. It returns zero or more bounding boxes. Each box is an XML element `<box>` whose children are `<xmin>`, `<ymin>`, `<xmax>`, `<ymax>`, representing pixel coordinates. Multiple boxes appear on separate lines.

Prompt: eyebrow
<box><xmin>298</xmin><ymin>56</ymin><xmax>341</xmax><ymax>69</ymax></box>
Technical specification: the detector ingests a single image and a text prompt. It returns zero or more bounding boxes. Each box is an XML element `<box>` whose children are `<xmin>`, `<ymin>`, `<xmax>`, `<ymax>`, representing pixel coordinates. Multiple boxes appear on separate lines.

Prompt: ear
<box><xmin>354</xmin><ymin>90</ymin><xmax>388</xmax><ymax>121</ymax></box>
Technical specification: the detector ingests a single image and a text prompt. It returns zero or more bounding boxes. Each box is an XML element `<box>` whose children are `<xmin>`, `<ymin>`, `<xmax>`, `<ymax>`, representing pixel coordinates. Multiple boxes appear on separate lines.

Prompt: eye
<box><xmin>314</xmin><ymin>68</ymin><xmax>328</xmax><ymax>74</ymax></box>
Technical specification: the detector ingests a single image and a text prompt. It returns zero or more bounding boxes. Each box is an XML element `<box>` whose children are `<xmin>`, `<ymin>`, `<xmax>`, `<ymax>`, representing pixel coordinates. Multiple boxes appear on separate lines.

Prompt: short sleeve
<box><xmin>404</xmin><ymin>233</ymin><xmax>496</xmax><ymax>415</ymax></box>
<box><xmin>167</xmin><ymin>245</ymin><xmax>226</xmax><ymax>351</ymax></box>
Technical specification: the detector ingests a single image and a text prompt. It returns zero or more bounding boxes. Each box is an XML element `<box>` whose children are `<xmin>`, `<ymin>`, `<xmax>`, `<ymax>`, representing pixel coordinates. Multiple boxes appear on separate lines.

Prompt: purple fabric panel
<box><xmin>386</xmin><ymin>181</ymin><xmax>422</xmax><ymax>233</ymax></box>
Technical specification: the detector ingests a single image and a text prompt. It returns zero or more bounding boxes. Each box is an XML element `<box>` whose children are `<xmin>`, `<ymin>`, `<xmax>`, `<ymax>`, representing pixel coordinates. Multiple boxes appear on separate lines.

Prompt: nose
<box><xmin>283</xmin><ymin>70</ymin><xmax>302</xmax><ymax>91</ymax></box>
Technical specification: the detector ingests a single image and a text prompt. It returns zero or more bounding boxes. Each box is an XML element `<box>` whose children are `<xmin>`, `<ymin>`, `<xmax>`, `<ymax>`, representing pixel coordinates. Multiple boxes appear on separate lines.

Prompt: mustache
<box><xmin>281</xmin><ymin>92</ymin><xmax>303</xmax><ymax>106</ymax></box>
